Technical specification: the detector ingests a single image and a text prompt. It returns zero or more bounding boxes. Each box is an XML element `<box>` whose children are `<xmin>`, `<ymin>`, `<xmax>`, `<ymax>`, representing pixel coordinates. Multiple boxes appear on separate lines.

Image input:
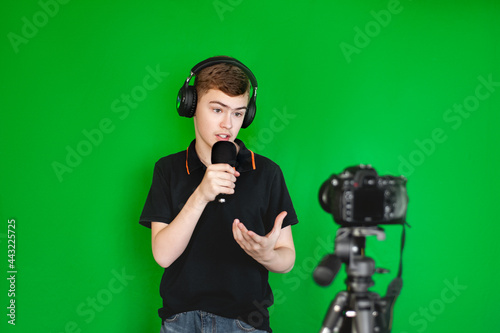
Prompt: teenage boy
<box><xmin>140</xmin><ymin>56</ymin><xmax>298</xmax><ymax>333</ymax></box>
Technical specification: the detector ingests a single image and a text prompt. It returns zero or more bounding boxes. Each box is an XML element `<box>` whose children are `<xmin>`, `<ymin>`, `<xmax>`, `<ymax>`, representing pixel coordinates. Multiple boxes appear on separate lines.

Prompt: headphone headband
<box><xmin>176</xmin><ymin>56</ymin><xmax>258</xmax><ymax>129</ymax></box>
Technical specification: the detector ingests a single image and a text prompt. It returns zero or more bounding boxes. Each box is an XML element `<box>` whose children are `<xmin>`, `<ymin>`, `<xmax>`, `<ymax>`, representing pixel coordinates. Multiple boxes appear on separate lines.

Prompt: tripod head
<box><xmin>314</xmin><ymin>227</ymin><xmax>387</xmax><ymax>288</ymax></box>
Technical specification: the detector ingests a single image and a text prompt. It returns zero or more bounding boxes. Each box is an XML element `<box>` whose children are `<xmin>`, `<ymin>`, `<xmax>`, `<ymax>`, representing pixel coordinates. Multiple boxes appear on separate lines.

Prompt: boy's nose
<box><xmin>220</xmin><ymin>114</ymin><xmax>232</xmax><ymax>129</ymax></box>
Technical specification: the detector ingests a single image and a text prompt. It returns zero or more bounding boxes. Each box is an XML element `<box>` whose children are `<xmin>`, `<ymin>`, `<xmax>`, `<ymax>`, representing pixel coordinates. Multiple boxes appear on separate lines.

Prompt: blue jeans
<box><xmin>160</xmin><ymin>311</ymin><xmax>267</xmax><ymax>333</ymax></box>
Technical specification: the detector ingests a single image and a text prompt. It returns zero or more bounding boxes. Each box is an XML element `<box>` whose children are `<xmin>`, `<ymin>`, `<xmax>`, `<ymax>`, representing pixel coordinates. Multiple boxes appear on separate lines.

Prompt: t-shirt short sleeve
<box><xmin>139</xmin><ymin>159</ymin><xmax>174</xmax><ymax>228</ymax></box>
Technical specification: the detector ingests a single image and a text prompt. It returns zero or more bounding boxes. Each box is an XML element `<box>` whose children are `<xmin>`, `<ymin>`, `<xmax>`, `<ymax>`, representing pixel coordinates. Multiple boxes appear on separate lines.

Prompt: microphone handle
<box><xmin>214</xmin><ymin>163</ymin><xmax>235</xmax><ymax>204</ymax></box>
<box><xmin>216</xmin><ymin>194</ymin><xmax>227</xmax><ymax>203</ymax></box>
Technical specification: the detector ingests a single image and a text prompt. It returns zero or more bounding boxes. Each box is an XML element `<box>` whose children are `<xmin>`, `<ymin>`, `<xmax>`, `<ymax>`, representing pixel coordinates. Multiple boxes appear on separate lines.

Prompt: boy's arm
<box><xmin>232</xmin><ymin>211</ymin><xmax>296</xmax><ymax>273</ymax></box>
<box><xmin>151</xmin><ymin>164</ymin><xmax>239</xmax><ymax>268</ymax></box>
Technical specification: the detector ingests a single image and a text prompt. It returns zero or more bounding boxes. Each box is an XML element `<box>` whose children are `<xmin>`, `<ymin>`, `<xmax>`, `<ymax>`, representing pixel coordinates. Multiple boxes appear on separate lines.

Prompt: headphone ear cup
<box><xmin>242</xmin><ymin>96</ymin><xmax>256</xmax><ymax>128</ymax></box>
<box><xmin>177</xmin><ymin>85</ymin><xmax>197</xmax><ymax>118</ymax></box>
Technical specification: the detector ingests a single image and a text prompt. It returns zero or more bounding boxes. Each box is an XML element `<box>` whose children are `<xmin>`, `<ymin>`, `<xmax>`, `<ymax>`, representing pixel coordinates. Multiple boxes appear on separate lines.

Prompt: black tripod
<box><xmin>314</xmin><ymin>227</ymin><xmax>403</xmax><ymax>333</ymax></box>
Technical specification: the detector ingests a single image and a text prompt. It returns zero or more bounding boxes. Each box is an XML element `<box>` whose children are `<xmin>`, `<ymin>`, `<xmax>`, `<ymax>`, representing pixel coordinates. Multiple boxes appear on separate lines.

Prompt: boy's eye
<box><xmin>213</xmin><ymin>108</ymin><xmax>222</xmax><ymax>113</ymax></box>
<box><xmin>234</xmin><ymin>111</ymin><xmax>245</xmax><ymax>118</ymax></box>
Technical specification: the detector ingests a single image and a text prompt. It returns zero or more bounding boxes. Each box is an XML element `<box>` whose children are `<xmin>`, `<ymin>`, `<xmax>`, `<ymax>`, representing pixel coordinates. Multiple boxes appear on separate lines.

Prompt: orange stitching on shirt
<box><xmin>185</xmin><ymin>148</ymin><xmax>190</xmax><ymax>175</ymax></box>
<box><xmin>250</xmin><ymin>150</ymin><xmax>256</xmax><ymax>170</ymax></box>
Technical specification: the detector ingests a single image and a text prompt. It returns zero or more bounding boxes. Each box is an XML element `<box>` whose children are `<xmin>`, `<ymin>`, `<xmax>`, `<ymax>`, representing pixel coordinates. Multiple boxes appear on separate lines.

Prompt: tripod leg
<box><xmin>353</xmin><ymin>297</ymin><xmax>374</xmax><ymax>333</ymax></box>
<box><xmin>319</xmin><ymin>291</ymin><xmax>349</xmax><ymax>333</ymax></box>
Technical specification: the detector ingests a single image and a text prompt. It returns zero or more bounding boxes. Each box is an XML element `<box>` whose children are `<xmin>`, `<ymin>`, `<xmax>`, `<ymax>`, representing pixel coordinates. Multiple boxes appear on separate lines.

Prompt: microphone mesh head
<box><xmin>211</xmin><ymin>141</ymin><xmax>237</xmax><ymax>166</ymax></box>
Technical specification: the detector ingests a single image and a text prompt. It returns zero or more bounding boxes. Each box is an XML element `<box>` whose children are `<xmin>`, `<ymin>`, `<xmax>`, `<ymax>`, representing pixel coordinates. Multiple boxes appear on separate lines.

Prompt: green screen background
<box><xmin>1</xmin><ymin>0</ymin><xmax>499</xmax><ymax>332</ymax></box>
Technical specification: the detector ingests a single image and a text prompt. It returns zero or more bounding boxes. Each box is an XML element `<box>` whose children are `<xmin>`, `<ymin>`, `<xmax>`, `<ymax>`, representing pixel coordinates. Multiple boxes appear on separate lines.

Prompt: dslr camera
<box><xmin>319</xmin><ymin>165</ymin><xmax>408</xmax><ymax>226</ymax></box>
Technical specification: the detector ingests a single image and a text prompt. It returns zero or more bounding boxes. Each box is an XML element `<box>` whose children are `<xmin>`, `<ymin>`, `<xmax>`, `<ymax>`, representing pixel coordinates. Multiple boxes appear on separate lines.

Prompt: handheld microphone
<box><xmin>211</xmin><ymin>141</ymin><xmax>237</xmax><ymax>203</ymax></box>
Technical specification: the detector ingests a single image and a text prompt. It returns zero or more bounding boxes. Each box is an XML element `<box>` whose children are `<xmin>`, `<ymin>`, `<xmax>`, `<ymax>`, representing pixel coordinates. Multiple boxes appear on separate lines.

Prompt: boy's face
<box><xmin>193</xmin><ymin>88</ymin><xmax>249</xmax><ymax>155</ymax></box>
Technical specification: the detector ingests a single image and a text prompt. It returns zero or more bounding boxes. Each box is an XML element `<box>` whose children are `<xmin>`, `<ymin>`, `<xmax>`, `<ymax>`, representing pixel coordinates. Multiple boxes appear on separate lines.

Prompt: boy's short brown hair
<box><xmin>194</xmin><ymin>62</ymin><xmax>250</xmax><ymax>99</ymax></box>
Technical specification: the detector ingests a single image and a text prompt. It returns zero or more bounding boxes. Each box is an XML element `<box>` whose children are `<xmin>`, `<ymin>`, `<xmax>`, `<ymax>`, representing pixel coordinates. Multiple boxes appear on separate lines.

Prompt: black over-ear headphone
<box><xmin>176</xmin><ymin>56</ymin><xmax>258</xmax><ymax>129</ymax></box>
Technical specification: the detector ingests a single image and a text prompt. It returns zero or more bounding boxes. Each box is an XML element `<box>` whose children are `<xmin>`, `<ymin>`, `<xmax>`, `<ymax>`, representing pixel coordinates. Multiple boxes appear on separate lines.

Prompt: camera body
<box><xmin>319</xmin><ymin>165</ymin><xmax>408</xmax><ymax>226</ymax></box>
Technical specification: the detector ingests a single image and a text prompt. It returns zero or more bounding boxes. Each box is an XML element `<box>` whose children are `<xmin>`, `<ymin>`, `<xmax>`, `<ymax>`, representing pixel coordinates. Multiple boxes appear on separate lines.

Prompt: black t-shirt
<box><xmin>140</xmin><ymin>139</ymin><xmax>298</xmax><ymax>332</ymax></box>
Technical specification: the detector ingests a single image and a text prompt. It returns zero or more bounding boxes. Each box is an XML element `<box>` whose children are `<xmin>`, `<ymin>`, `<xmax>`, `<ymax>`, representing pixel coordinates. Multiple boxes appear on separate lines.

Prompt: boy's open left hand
<box><xmin>232</xmin><ymin>211</ymin><xmax>288</xmax><ymax>263</ymax></box>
